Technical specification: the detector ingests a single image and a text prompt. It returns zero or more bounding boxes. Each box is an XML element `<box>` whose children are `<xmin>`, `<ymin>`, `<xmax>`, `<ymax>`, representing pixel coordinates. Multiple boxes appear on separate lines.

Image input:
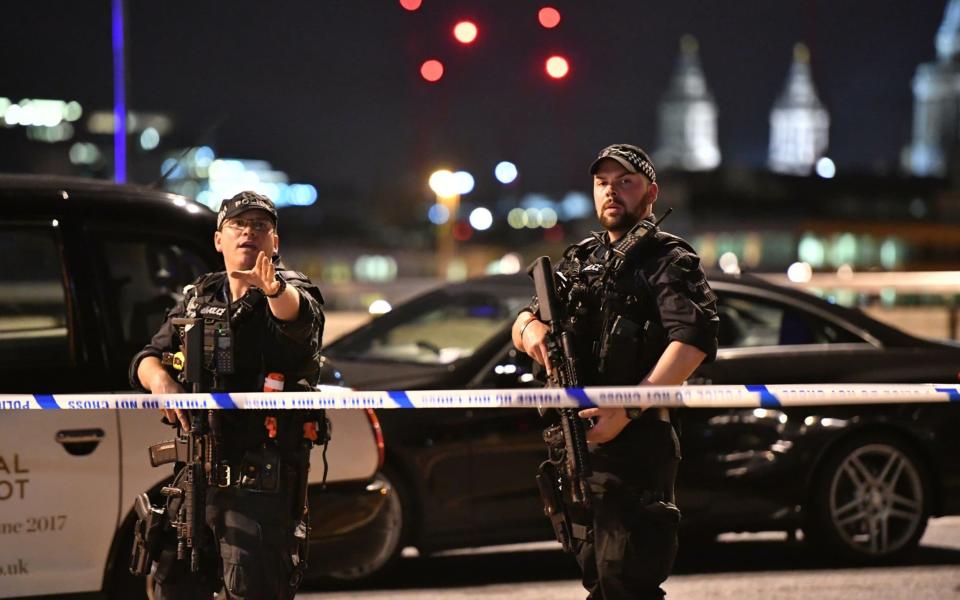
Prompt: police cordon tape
<box><xmin>1</xmin><ymin>383</ymin><xmax>958</xmax><ymax>411</ymax></box>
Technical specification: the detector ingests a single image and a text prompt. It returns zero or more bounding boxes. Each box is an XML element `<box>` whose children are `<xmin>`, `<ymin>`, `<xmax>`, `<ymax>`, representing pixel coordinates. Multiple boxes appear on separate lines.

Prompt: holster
<box><xmin>129</xmin><ymin>492</ymin><xmax>166</xmax><ymax>577</ymax></box>
<box><xmin>536</xmin><ymin>460</ymin><xmax>575</xmax><ymax>553</ymax></box>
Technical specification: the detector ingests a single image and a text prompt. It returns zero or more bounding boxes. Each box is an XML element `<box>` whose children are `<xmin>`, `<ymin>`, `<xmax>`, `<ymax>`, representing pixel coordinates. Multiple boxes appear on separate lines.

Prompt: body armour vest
<box><xmin>180</xmin><ymin>271</ymin><xmax>323</xmax><ymax>457</ymax></box>
<box><xmin>554</xmin><ymin>229</ymin><xmax>689</xmax><ymax>386</ymax></box>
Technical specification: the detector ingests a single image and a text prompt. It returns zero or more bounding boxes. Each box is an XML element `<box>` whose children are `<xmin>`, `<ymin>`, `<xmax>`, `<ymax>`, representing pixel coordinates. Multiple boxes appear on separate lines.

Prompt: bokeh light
<box><xmin>787</xmin><ymin>261</ymin><xmax>813</xmax><ymax>283</ymax></box>
<box><xmin>453</xmin><ymin>170</ymin><xmax>475</xmax><ymax>195</ymax></box>
<box><xmin>420</xmin><ymin>59</ymin><xmax>444</xmax><ymax>83</ymax></box>
<box><xmin>538</xmin><ymin>7</ymin><xmax>561</xmax><ymax>28</ymax></box>
<box><xmin>453</xmin><ymin>21</ymin><xmax>478</xmax><ymax>44</ymax></box>
<box><xmin>428</xmin><ymin>203</ymin><xmax>450</xmax><ymax>225</ymax></box>
<box><xmin>399</xmin><ymin>0</ymin><xmax>422</xmax><ymax>11</ymax></box>
<box><xmin>816</xmin><ymin>157</ymin><xmax>836</xmax><ymax>179</ymax></box>
<box><xmin>545</xmin><ymin>55</ymin><xmax>569</xmax><ymax>79</ymax></box>
<box><xmin>429</xmin><ymin>169</ymin><xmax>457</xmax><ymax>196</ymax></box>
<box><xmin>469</xmin><ymin>207</ymin><xmax>493</xmax><ymax>230</ymax></box>
<box><xmin>494</xmin><ymin>161</ymin><xmax>518</xmax><ymax>184</ymax></box>
<box><xmin>452</xmin><ymin>221</ymin><xmax>473</xmax><ymax>241</ymax></box>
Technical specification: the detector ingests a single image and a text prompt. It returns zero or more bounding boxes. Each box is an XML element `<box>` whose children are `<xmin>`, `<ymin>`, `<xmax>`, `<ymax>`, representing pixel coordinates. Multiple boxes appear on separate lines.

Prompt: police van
<box><xmin>0</xmin><ymin>175</ymin><xmax>394</xmax><ymax>599</ymax></box>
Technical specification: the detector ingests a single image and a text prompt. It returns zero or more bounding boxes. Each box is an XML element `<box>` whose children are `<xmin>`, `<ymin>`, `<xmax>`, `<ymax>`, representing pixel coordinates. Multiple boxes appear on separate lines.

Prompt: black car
<box><xmin>324</xmin><ymin>271</ymin><xmax>960</xmax><ymax>574</ymax></box>
<box><xmin>0</xmin><ymin>175</ymin><xmax>395</xmax><ymax>598</ymax></box>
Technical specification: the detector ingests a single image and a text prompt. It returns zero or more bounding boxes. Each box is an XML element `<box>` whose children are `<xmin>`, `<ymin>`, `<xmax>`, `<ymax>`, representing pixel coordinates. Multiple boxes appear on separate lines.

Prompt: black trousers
<box><xmin>153</xmin><ymin>473</ymin><xmax>303</xmax><ymax>600</ymax></box>
<box><xmin>573</xmin><ymin>417</ymin><xmax>681</xmax><ymax>600</ymax></box>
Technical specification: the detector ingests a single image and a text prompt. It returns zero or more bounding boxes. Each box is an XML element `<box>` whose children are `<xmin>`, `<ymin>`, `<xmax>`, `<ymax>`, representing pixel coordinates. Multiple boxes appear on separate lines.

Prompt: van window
<box><xmin>98</xmin><ymin>240</ymin><xmax>210</xmax><ymax>351</ymax></box>
<box><xmin>0</xmin><ymin>227</ymin><xmax>70</xmax><ymax>366</ymax></box>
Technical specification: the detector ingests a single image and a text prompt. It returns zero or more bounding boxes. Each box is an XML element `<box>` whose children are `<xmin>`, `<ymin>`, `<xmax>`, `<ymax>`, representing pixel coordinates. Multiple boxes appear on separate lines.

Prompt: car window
<box><xmin>0</xmin><ymin>226</ymin><xmax>70</xmax><ymax>367</ymax></box>
<box><xmin>717</xmin><ymin>293</ymin><xmax>863</xmax><ymax>348</ymax></box>
<box><xmin>332</xmin><ymin>290</ymin><xmax>530</xmax><ymax>365</ymax></box>
<box><xmin>98</xmin><ymin>239</ymin><xmax>211</xmax><ymax>352</ymax></box>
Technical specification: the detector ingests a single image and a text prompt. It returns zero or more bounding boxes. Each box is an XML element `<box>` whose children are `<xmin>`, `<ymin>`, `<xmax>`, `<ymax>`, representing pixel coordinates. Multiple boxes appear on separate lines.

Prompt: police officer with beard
<box><xmin>130</xmin><ymin>191</ymin><xmax>325</xmax><ymax>599</ymax></box>
<box><xmin>512</xmin><ymin>144</ymin><xmax>719</xmax><ymax>600</ymax></box>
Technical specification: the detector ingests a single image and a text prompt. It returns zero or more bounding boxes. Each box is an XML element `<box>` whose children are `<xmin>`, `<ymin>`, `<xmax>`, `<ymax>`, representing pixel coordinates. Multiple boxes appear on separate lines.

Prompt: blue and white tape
<box><xmin>0</xmin><ymin>383</ymin><xmax>958</xmax><ymax>410</ymax></box>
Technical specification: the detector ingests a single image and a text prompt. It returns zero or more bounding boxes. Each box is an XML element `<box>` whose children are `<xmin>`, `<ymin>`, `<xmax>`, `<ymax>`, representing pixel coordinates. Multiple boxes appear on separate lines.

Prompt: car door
<box><xmin>0</xmin><ymin>220</ymin><xmax>120</xmax><ymax>596</ymax></box>
<box><xmin>677</xmin><ymin>290</ymin><xmax>880</xmax><ymax>520</ymax></box>
<box><xmin>464</xmin><ymin>345</ymin><xmax>552</xmax><ymax>540</ymax></box>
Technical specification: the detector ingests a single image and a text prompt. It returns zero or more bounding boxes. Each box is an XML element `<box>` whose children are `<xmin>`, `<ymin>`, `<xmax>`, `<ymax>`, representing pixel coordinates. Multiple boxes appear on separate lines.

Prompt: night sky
<box><xmin>1</xmin><ymin>1</ymin><xmax>951</xmax><ymax>203</ymax></box>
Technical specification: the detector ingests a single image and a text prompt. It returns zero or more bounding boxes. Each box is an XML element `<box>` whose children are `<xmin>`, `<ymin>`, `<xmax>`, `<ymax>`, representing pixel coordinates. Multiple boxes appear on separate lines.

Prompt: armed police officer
<box><xmin>512</xmin><ymin>144</ymin><xmax>718</xmax><ymax>600</ymax></box>
<box><xmin>129</xmin><ymin>191</ymin><xmax>326</xmax><ymax>600</ymax></box>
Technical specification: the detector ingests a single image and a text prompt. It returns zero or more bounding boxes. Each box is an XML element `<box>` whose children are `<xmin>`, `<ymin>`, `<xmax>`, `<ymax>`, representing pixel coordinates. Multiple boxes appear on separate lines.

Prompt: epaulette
<box><xmin>182</xmin><ymin>272</ymin><xmax>225</xmax><ymax>298</ymax></box>
<box><xmin>653</xmin><ymin>230</ymin><xmax>696</xmax><ymax>254</ymax></box>
<box><xmin>562</xmin><ymin>234</ymin><xmax>602</xmax><ymax>259</ymax></box>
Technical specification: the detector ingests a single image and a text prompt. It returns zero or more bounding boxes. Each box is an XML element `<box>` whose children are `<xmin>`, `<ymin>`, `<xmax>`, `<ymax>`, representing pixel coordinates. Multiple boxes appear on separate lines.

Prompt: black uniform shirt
<box><xmin>128</xmin><ymin>270</ymin><xmax>324</xmax><ymax>457</ymax></box>
<box><xmin>551</xmin><ymin>227</ymin><xmax>719</xmax><ymax>385</ymax></box>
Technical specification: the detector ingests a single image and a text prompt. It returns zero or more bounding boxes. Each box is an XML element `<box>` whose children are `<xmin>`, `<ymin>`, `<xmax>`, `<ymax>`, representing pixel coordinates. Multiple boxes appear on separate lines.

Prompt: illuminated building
<box><xmin>768</xmin><ymin>44</ymin><xmax>830</xmax><ymax>175</ymax></box>
<box><xmin>904</xmin><ymin>0</ymin><xmax>960</xmax><ymax>177</ymax></box>
<box><xmin>656</xmin><ymin>35</ymin><xmax>721</xmax><ymax>171</ymax></box>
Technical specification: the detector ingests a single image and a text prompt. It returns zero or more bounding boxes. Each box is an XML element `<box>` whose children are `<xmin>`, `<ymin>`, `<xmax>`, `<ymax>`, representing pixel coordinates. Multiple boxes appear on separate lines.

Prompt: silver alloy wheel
<box><xmin>828</xmin><ymin>442</ymin><xmax>924</xmax><ymax>556</ymax></box>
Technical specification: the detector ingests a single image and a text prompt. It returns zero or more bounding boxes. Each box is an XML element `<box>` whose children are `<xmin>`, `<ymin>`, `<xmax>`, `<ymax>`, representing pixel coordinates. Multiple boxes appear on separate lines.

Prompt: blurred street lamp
<box><xmin>429</xmin><ymin>168</ymin><xmax>469</xmax><ymax>278</ymax></box>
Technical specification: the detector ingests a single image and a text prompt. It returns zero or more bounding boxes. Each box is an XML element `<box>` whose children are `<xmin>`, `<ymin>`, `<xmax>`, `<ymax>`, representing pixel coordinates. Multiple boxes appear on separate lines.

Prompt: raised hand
<box><xmin>229</xmin><ymin>251</ymin><xmax>281</xmax><ymax>295</ymax></box>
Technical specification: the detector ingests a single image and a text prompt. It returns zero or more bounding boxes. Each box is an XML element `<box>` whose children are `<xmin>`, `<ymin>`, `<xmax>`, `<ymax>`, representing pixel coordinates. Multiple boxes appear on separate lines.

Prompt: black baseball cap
<box><xmin>589</xmin><ymin>144</ymin><xmax>657</xmax><ymax>183</ymax></box>
<box><xmin>216</xmin><ymin>191</ymin><xmax>278</xmax><ymax>230</ymax></box>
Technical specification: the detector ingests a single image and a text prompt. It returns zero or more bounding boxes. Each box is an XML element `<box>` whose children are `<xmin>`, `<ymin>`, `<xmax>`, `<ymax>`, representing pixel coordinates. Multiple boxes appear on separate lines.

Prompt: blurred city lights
<box><xmin>538</xmin><ymin>7</ymin><xmax>561</xmax><ymax>28</ymax></box>
<box><xmin>429</xmin><ymin>169</ymin><xmax>457</xmax><ymax>197</ymax></box>
<box><xmin>787</xmin><ymin>261</ymin><xmax>813</xmax><ymax>283</ymax></box>
<box><xmin>469</xmin><ymin>207</ymin><xmax>493</xmax><ymax>230</ymax></box>
<box><xmin>69</xmin><ymin>142</ymin><xmax>100</xmax><ymax>165</ymax></box>
<box><xmin>540</xmin><ymin>207</ymin><xmax>558</xmax><ymax>228</ymax></box>
<box><xmin>560</xmin><ymin>191</ymin><xmax>592</xmax><ymax>219</ymax></box>
<box><xmin>368</xmin><ymin>299</ymin><xmax>393</xmax><ymax>315</ymax></box>
<box><xmin>816</xmin><ymin>157</ymin><xmax>836</xmax><ymax>178</ymax></box>
<box><xmin>524</xmin><ymin>207</ymin><xmax>542</xmax><ymax>228</ymax></box>
<box><xmin>545</xmin><ymin>55</ymin><xmax>569</xmax><ymax>79</ymax></box>
<box><xmin>420</xmin><ymin>59</ymin><xmax>444</xmax><ymax>83</ymax></box>
<box><xmin>165</xmin><ymin>148</ymin><xmax>317</xmax><ymax>210</ymax></box>
<box><xmin>453</xmin><ymin>170</ymin><xmax>475</xmax><ymax>195</ymax></box>
<box><xmin>399</xmin><ymin>0</ymin><xmax>422</xmax><ymax>10</ymax></box>
<box><xmin>500</xmin><ymin>253</ymin><xmax>522</xmax><ymax>274</ymax></box>
<box><xmin>494</xmin><ymin>161</ymin><xmax>518</xmax><ymax>184</ymax></box>
<box><xmin>453</xmin><ymin>21</ymin><xmax>478</xmax><ymax>44</ymax></box>
<box><xmin>452</xmin><ymin>221</ymin><xmax>473</xmax><ymax>241</ymax></box>
<box><xmin>507</xmin><ymin>208</ymin><xmax>526</xmax><ymax>229</ymax></box>
<box><xmin>427</xmin><ymin>203</ymin><xmax>450</xmax><ymax>225</ymax></box>
<box><xmin>798</xmin><ymin>234</ymin><xmax>826</xmax><ymax>267</ymax></box>
<box><xmin>355</xmin><ymin>255</ymin><xmax>398</xmax><ymax>282</ymax></box>
<box><xmin>139</xmin><ymin>127</ymin><xmax>160</xmax><ymax>150</ymax></box>
<box><xmin>718</xmin><ymin>251</ymin><xmax>741</xmax><ymax>275</ymax></box>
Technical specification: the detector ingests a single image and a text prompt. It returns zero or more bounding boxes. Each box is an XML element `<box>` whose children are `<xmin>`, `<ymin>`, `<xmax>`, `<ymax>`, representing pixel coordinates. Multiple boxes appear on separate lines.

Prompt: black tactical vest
<box><xmin>554</xmin><ymin>231</ymin><xmax>677</xmax><ymax>386</ymax></box>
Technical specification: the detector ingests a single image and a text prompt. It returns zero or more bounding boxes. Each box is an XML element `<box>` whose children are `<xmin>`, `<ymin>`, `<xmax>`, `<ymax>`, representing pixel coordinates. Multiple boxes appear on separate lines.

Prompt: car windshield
<box><xmin>330</xmin><ymin>288</ymin><xmax>531</xmax><ymax>365</ymax></box>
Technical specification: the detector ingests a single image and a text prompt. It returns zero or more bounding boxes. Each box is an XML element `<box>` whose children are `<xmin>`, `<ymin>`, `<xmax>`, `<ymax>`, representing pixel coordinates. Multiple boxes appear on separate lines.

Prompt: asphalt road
<box><xmin>299</xmin><ymin>517</ymin><xmax>960</xmax><ymax>600</ymax></box>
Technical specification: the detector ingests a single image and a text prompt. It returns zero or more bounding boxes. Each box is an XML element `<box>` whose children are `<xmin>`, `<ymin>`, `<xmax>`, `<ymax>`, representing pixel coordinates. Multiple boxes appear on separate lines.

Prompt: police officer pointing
<box><xmin>131</xmin><ymin>191</ymin><xmax>325</xmax><ymax>599</ymax></box>
<box><xmin>513</xmin><ymin>144</ymin><xmax>719</xmax><ymax>599</ymax></box>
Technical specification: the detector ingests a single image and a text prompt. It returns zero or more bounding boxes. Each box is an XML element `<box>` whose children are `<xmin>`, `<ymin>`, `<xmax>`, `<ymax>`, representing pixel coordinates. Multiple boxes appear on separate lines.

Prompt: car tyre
<box><xmin>806</xmin><ymin>433</ymin><xmax>930</xmax><ymax>563</ymax></box>
<box><xmin>324</xmin><ymin>465</ymin><xmax>413</xmax><ymax>583</ymax></box>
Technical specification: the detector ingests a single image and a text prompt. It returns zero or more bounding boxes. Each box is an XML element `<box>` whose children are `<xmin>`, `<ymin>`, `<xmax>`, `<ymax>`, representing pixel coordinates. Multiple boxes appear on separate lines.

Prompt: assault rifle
<box><xmin>157</xmin><ymin>317</ymin><xmax>211</xmax><ymax>574</ymax></box>
<box><xmin>528</xmin><ymin>256</ymin><xmax>592</xmax><ymax>552</ymax></box>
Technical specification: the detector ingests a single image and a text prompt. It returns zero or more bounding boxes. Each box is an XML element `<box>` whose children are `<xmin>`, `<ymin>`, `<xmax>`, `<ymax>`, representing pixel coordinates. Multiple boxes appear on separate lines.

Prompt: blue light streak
<box><xmin>112</xmin><ymin>0</ymin><xmax>127</xmax><ymax>183</ymax></box>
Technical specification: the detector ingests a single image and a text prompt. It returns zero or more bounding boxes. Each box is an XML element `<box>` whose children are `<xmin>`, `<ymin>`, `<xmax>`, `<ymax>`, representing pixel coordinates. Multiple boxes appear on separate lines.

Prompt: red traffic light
<box><xmin>538</xmin><ymin>7</ymin><xmax>561</xmax><ymax>29</ymax></box>
<box><xmin>545</xmin><ymin>55</ymin><xmax>569</xmax><ymax>79</ymax></box>
<box><xmin>453</xmin><ymin>21</ymin><xmax>478</xmax><ymax>44</ymax></box>
<box><xmin>420</xmin><ymin>59</ymin><xmax>444</xmax><ymax>82</ymax></box>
